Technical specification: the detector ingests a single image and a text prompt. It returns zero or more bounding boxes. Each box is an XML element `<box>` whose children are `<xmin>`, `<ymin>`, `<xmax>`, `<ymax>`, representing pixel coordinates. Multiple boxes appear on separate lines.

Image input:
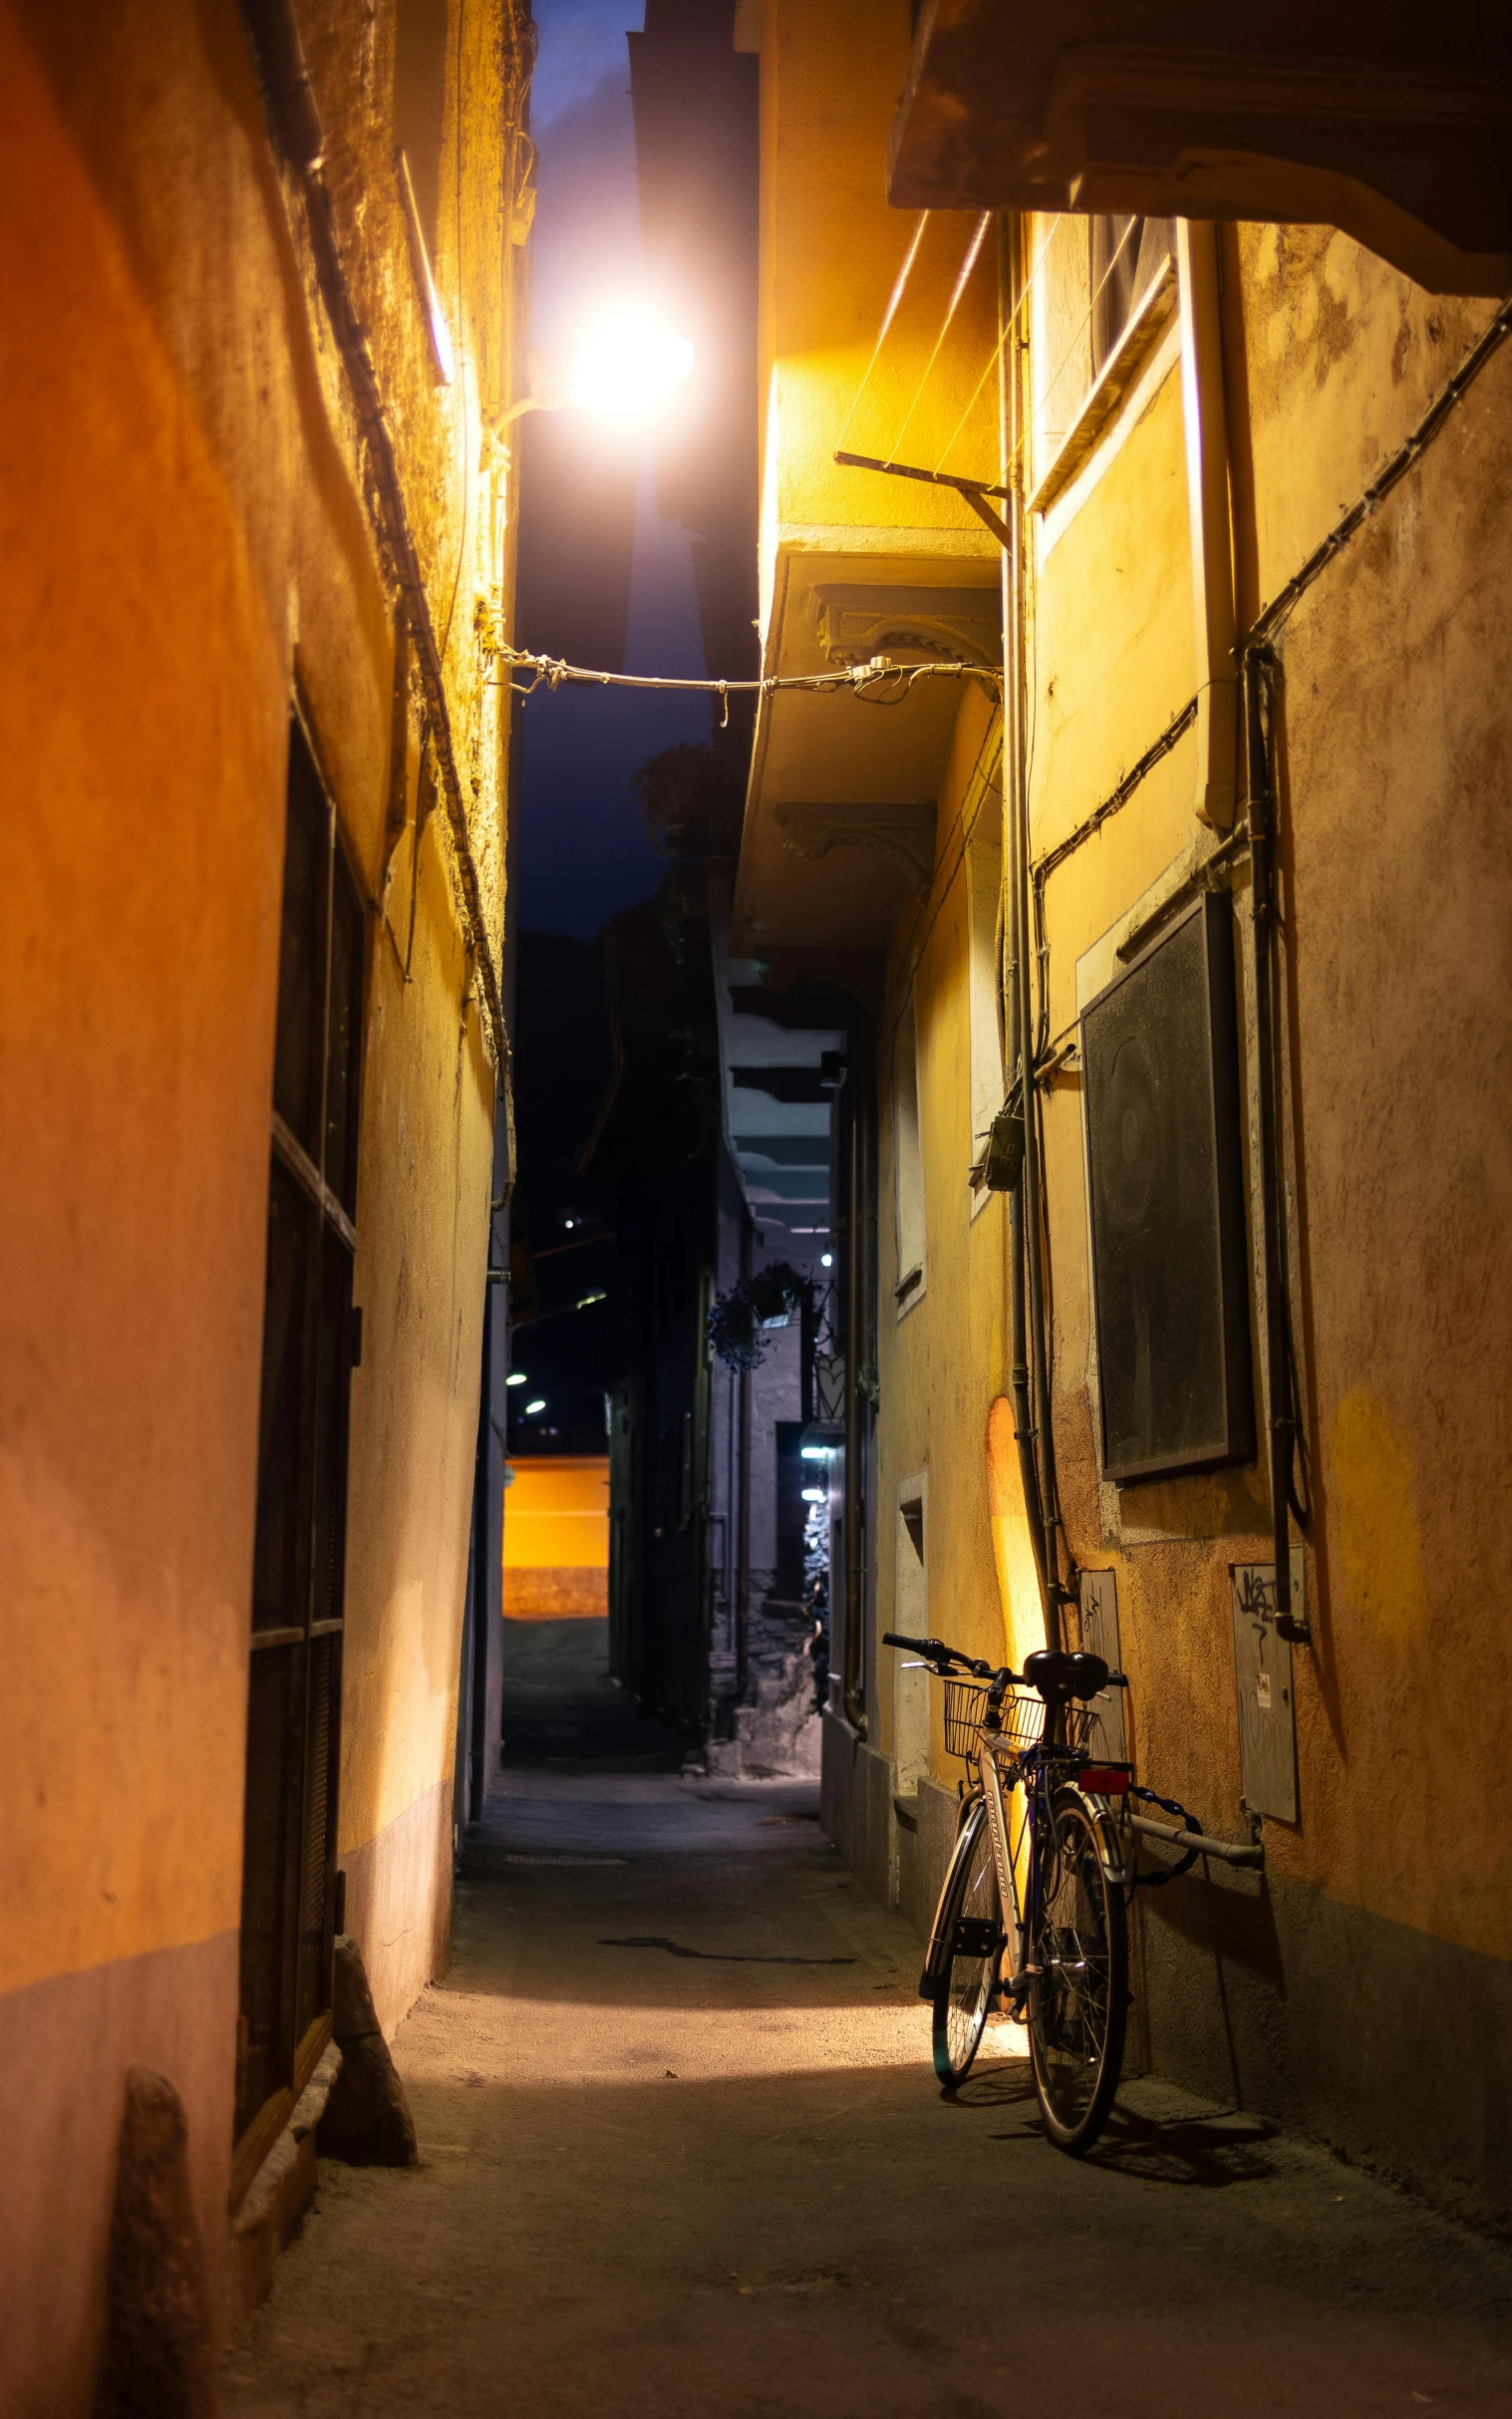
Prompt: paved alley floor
<box><xmin>225</xmin><ymin>1671</ymin><xmax>1512</xmax><ymax>2416</ymax></box>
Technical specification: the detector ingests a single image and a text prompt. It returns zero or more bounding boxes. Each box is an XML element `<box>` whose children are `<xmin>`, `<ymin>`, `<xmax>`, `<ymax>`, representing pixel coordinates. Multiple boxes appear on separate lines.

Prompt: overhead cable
<box><xmin>835</xmin><ymin>212</ymin><xmax>931</xmax><ymax>451</ymax></box>
<box><xmin>485</xmin><ymin>642</ymin><xmax>1001</xmax><ymax>713</ymax></box>
<box><xmin>931</xmin><ymin>213</ymin><xmax>1062</xmax><ymax>476</ymax></box>
<box><xmin>887</xmin><ymin>212</ymin><xmax>993</xmax><ymax>466</ymax></box>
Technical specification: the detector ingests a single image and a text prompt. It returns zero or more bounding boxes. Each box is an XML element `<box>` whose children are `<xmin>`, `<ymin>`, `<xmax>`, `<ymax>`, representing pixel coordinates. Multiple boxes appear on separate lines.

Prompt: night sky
<box><xmin>516</xmin><ymin>0</ymin><xmax>713</xmax><ymax>941</ymax></box>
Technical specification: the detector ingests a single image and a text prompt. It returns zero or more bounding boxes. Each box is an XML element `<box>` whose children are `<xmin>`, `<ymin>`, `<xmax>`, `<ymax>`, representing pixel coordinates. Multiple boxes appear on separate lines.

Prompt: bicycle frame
<box><xmin>921</xmin><ymin>1691</ymin><xmax>1128</xmax><ymax>2010</ymax></box>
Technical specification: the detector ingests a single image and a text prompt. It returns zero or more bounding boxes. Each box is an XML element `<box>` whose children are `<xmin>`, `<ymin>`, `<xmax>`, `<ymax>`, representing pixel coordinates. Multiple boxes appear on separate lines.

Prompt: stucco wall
<box><xmin>0</xmin><ymin>0</ymin><xmax>522</xmax><ymax>2400</ymax></box>
<box><xmin>857</xmin><ymin>214</ymin><xmax>1512</xmax><ymax>2224</ymax></box>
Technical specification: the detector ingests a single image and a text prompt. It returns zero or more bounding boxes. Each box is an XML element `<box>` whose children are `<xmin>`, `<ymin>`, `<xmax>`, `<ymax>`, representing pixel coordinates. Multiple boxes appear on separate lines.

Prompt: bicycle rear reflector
<box><xmin>950</xmin><ymin>1917</ymin><xmax>999</xmax><ymax>1960</ymax></box>
<box><xmin>1078</xmin><ymin>1764</ymin><xmax>1131</xmax><ymax>1793</ymax></box>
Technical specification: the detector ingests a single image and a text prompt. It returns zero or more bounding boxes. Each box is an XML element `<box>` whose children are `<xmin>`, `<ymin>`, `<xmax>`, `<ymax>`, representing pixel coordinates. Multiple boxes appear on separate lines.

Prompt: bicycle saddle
<box><xmin>1022</xmin><ymin>1648</ymin><xmax>1109</xmax><ymax>1703</ymax></box>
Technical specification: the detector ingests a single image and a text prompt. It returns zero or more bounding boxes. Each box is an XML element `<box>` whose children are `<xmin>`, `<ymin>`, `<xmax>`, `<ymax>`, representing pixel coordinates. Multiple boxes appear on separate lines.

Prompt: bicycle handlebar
<box><xmin>880</xmin><ymin>1630</ymin><xmax>994</xmax><ymax>1677</ymax></box>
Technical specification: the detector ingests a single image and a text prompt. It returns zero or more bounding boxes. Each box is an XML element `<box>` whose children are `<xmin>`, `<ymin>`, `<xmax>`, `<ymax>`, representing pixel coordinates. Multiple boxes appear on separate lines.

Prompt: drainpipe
<box><xmin>999</xmin><ymin>218</ymin><xmax>1056</xmax><ymax>1646</ymax></box>
<box><xmin>737</xmin><ymin>1214</ymin><xmax>753</xmax><ymax>1702</ymax></box>
<box><xmin>1242</xmin><ymin>645</ymin><xmax>1296</xmax><ymax>1623</ymax></box>
<box><xmin>1176</xmin><ymin>220</ymin><xmax>1238</xmax><ymax>834</ymax></box>
<box><xmin>840</xmin><ymin>1031</ymin><xmax>874</xmax><ymax>1731</ymax></box>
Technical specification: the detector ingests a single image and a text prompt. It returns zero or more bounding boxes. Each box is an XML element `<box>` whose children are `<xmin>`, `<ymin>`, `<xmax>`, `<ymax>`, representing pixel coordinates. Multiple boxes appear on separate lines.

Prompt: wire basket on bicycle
<box><xmin>943</xmin><ymin>1679</ymin><xmax>1096</xmax><ymax>1761</ymax></box>
<box><xmin>941</xmin><ymin>1678</ymin><xmax>991</xmax><ymax>1758</ymax></box>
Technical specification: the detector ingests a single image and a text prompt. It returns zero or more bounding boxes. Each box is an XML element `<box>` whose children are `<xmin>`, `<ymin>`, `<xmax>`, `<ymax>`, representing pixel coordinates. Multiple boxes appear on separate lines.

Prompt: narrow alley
<box><xmin>223</xmin><ymin>1644</ymin><xmax>1512</xmax><ymax>2418</ymax></box>
<box><xmin>6</xmin><ymin>0</ymin><xmax>1512</xmax><ymax>2412</ymax></box>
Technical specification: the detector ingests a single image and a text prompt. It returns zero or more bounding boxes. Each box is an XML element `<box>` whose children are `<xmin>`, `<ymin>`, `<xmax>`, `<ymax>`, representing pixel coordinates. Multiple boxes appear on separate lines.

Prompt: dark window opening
<box><xmin>1090</xmin><ymin>215</ymin><xmax>1176</xmax><ymax>379</ymax></box>
<box><xmin>235</xmin><ymin>715</ymin><xmax>363</xmax><ymax>2160</ymax></box>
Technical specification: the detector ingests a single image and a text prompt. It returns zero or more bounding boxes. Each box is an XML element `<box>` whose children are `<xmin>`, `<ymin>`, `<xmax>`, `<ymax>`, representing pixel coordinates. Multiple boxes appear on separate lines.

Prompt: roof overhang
<box><xmin>889</xmin><ymin>2</ymin><xmax>1512</xmax><ymax>299</ymax></box>
<box><xmin>735</xmin><ymin>543</ymin><xmax>1002</xmax><ymax>955</ymax></box>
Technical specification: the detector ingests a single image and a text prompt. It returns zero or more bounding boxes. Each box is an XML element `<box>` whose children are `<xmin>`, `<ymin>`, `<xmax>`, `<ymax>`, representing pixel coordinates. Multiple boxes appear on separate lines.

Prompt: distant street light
<box><xmin>524</xmin><ymin>1397</ymin><xmax>546</xmax><ymax>1415</ymax></box>
<box><xmin>493</xmin><ymin>305</ymin><xmax>694</xmax><ymax>433</ymax></box>
<box><xmin>505</xmin><ymin>1370</ymin><xmax>528</xmax><ymax>1387</ymax></box>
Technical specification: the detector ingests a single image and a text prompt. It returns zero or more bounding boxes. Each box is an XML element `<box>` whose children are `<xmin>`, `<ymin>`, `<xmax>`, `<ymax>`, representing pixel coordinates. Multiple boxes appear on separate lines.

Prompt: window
<box><xmin>966</xmin><ymin>802</ymin><xmax>1005</xmax><ymax>1216</ymax></box>
<box><xmin>1030</xmin><ymin>212</ymin><xmax>1177</xmax><ymax>510</ymax></box>
<box><xmin>1090</xmin><ymin>217</ymin><xmax>1174</xmax><ymax>378</ymax></box>
<box><xmin>235</xmin><ymin>716</ymin><xmax>364</xmax><ymax>2169</ymax></box>
<box><xmin>893</xmin><ymin>992</ymin><xmax>925</xmax><ymax>1309</ymax></box>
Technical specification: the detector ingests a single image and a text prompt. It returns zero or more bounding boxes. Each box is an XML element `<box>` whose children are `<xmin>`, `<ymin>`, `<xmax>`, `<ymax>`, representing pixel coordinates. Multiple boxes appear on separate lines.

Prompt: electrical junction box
<box><xmin>1230</xmin><ymin>1553</ymin><xmax>1303</xmax><ymax>1823</ymax></box>
<box><xmin>1077</xmin><ymin>1569</ymin><xmax>1127</xmax><ymax>1765</ymax></box>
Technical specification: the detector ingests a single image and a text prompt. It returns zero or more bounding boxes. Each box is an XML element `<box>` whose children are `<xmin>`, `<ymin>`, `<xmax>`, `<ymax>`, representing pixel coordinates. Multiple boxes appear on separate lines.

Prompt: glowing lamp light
<box><xmin>494</xmin><ymin>307</ymin><xmax>694</xmax><ymax>434</ymax></box>
<box><xmin>505</xmin><ymin>1371</ymin><xmax>527</xmax><ymax>1387</ymax></box>
<box><xmin>820</xmin><ymin>1252</ymin><xmax>834</xmax><ymax>1268</ymax></box>
<box><xmin>524</xmin><ymin>1398</ymin><xmax>546</xmax><ymax>1416</ymax></box>
<box><xmin>799</xmin><ymin>1445</ymin><xmax>829</xmax><ymax>1461</ymax></box>
<box><xmin>801</xmin><ymin>1486</ymin><xmax>827</xmax><ymax>1503</ymax></box>
<box><xmin>566</xmin><ymin>312</ymin><xmax>694</xmax><ymax>423</ymax></box>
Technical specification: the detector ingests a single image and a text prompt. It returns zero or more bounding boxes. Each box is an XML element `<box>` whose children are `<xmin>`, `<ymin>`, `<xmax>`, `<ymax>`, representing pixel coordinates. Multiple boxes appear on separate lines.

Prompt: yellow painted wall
<box><xmin>748</xmin><ymin>0</ymin><xmax>1512</xmax><ymax>2237</ymax></box>
<box><xmin>1013</xmin><ymin>224</ymin><xmax>1512</xmax><ymax>1978</ymax></box>
<box><xmin>755</xmin><ymin>0</ymin><xmax>999</xmax><ymax>614</ymax></box>
<box><xmin>873</xmin><ymin>692</ymin><xmax>1040</xmax><ymax>1775</ymax></box>
<box><xmin>0</xmin><ymin>0</ymin><xmax>526</xmax><ymax>2395</ymax></box>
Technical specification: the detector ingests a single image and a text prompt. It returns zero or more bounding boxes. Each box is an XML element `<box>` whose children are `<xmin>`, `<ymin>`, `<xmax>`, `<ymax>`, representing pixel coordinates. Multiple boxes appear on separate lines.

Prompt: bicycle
<box><xmin>883</xmin><ymin>1629</ymin><xmax>1134</xmax><ymax>2157</ymax></box>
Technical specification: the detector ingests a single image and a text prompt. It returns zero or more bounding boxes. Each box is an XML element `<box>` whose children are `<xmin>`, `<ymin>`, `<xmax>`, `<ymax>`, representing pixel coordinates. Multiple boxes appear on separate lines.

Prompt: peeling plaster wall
<box><xmin>0</xmin><ymin>0</ymin><xmax>528</xmax><ymax>2400</ymax></box>
<box><xmin>862</xmin><ymin>218</ymin><xmax>1512</xmax><ymax>2226</ymax></box>
<box><xmin>761</xmin><ymin>2</ymin><xmax>1512</xmax><ymax>2217</ymax></box>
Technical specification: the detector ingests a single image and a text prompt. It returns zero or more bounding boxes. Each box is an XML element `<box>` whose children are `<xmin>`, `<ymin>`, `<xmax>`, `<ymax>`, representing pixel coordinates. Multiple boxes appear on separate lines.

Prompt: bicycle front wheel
<box><xmin>931</xmin><ymin>1809</ymin><xmax>1003</xmax><ymax>2090</ymax></box>
<box><xmin>1027</xmin><ymin>1789</ymin><xmax>1127</xmax><ymax>2155</ymax></box>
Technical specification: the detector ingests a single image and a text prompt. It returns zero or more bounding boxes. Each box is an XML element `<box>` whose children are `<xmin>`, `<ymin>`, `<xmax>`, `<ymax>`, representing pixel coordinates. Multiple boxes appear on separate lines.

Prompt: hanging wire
<box><xmin>886</xmin><ymin>212</ymin><xmax>992</xmax><ymax>465</ymax></box>
<box><xmin>485</xmin><ymin>642</ymin><xmax>1000</xmax><ymax>704</ymax></box>
<box><xmin>929</xmin><ymin>213</ymin><xmax>1143</xmax><ymax>491</ymax></box>
<box><xmin>1023</xmin><ymin>215</ymin><xmax>1140</xmax><ymax>462</ymax></box>
<box><xmin>931</xmin><ymin>214</ymin><xmax>1061</xmax><ymax>476</ymax></box>
<box><xmin>835</xmin><ymin>211</ymin><xmax>930</xmax><ymax>452</ymax></box>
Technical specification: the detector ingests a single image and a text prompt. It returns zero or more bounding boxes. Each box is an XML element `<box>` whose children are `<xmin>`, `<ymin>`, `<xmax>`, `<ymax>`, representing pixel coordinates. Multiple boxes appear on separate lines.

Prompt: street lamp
<box><xmin>494</xmin><ymin>305</ymin><xmax>694</xmax><ymax>433</ymax></box>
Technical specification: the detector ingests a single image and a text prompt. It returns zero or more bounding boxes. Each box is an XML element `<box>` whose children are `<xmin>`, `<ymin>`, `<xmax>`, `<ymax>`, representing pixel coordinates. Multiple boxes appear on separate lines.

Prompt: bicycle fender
<box><xmin>919</xmin><ymin>1792</ymin><xmax>990</xmax><ymax>1999</ymax></box>
<box><xmin>1060</xmin><ymin>1783</ymin><xmax>1132</xmax><ymax>1888</ymax></box>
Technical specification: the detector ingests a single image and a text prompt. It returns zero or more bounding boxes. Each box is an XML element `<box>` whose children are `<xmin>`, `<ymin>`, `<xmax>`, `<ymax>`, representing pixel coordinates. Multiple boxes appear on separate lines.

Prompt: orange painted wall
<box><xmin>503</xmin><ymin>1457</ymin><xmax>611</xmax><ymax>1620</ymax></box>
<box><xmin>0</xmin><ymin>0</ymin><xmax>524</xmax><ymax>2399</ymax></box>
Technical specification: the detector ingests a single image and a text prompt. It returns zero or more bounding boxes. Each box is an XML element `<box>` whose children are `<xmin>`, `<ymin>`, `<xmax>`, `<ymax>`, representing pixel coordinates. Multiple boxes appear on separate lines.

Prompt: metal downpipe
<box><xmin>1242</xmin><ymin>646</ymin><xmax>1295</xmax><ymax>1617</ymax></box>
<box><xmin>999</xmin><ymin>216</ymin><xmax>1056</xmax><ymax>1645</ymax></box>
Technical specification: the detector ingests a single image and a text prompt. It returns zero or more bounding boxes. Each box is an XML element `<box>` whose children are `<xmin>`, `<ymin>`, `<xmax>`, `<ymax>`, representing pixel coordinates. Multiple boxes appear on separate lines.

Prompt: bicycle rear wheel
<box><xmin>931</xmin><ymin>1810</ymin><xmax>1003</xmax><ymax>2089</ymax></box>
<box><xmin>1027</xmin><ymin>1788</ymin><xmax>1126</xmax><ymax>2155</ymax></box>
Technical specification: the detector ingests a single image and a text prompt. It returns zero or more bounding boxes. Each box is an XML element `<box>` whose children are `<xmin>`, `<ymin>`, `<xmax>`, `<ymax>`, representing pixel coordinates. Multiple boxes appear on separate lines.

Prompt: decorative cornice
<box><xmin>773</xmin><ymin>802</ymin><xmax>937</xmax><ymax>896</ymax></box>
<box><xmin>812</xmin><ymin>583</ymin><xmax>1002</xmax><ymax>673</ymax></box>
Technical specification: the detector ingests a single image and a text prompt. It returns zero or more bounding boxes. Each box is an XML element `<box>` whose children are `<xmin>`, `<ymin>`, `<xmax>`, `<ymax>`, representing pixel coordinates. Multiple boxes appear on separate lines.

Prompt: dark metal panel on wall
<box><xmin>1081</xmin><ymin>895</ymin><xmax>1254</xmax><ymax>1486</ymax></box>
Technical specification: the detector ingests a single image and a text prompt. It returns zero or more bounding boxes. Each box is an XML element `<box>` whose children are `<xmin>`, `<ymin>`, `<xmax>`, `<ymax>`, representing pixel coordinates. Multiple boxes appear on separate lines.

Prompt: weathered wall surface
<box><xmin>0</xmin><ymin>0</ymin><xmax>525</xmax><ymax>2400</ymax></box>
<box><xmin>804</xmin><ymin>146</ymin><xmax>1512</xmax><ymax>2216</ymax></box>
<box><xmin>1005</xmin><ymin>226</ymin><xmax>1511</xmax><ymax>2223</ymax></box>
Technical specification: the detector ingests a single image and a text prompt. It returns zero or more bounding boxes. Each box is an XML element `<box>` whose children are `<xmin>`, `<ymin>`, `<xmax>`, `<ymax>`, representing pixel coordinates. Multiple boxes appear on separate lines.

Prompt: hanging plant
<box><xmin>707</xmin><ymin>1263</ymin><xmax>813</xmax><ymax>1371</ymax></box>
